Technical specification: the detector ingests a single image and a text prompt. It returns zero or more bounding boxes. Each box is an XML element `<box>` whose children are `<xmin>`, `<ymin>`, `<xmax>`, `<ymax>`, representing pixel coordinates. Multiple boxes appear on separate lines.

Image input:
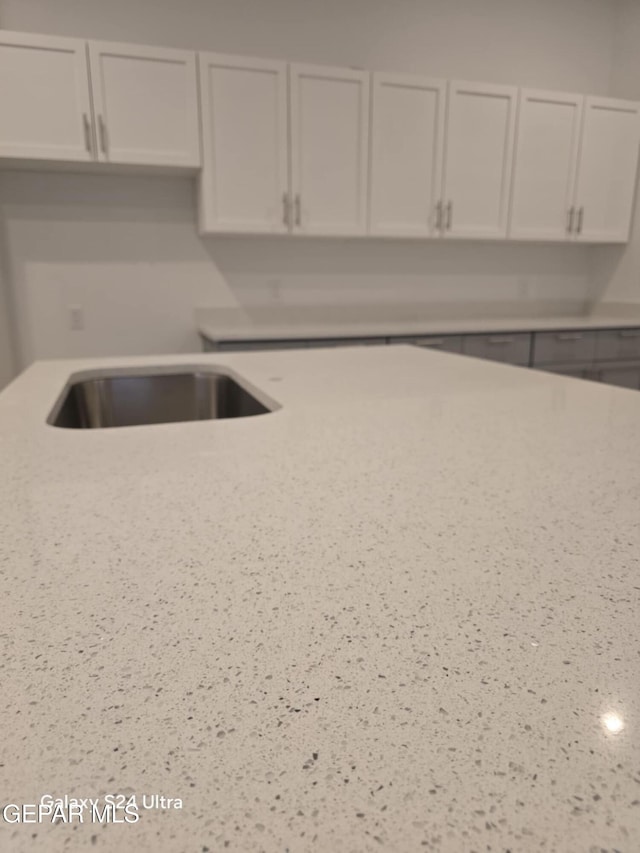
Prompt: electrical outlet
<box><xmin>69</xmin><ymin>305</ymin><xmax>84</xmax><ymax>331</ymax></box>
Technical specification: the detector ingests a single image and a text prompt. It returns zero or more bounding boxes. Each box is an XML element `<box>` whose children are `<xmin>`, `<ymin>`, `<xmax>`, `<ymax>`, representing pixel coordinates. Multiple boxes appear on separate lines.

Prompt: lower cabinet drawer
<box><xmin>596</xmin><ymin>365</ymin><xmax>640</xmax><ymax>389</ymax></box>
<box><xmin>308</xmin><ymin>337</ymin><xmax>385</xmax><ymax>347</ymax></box>
<box><xmin>392</xmin><ymin>335</ymin><xmax>463</xmax><ymax>353</ymax></box>
<box><xmin>595</xmin><ymin>328</ymin><xmax>640</xmax><ymax>361</ymax></box>
<box><xmin>540</xmin><ymin>364</ymin><xmax>596</xmax><ymax>381</ymax></box>
<box><xmin>461</xmin><ymin>333</ymin><xmax>531</xmax><ymax>365</ymax></box>
<box><xmin>218</xmin><ymin>340</ymin><xmax>308</xmax><ymax>351</ymax></box>
<box><xmin>533</xmin><ymin>330</ymin><xmax>597</xmax><ymax>365</ymax></box>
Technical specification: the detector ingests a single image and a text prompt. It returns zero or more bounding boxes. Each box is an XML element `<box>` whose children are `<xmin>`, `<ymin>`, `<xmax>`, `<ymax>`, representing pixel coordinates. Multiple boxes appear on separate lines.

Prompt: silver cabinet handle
<box><xmin>282</xmin><ymin>192</ymin><xmax>291</xmax><ymax>227</ymax></box>
<box><xmin>567</xmin><ymin>206</ymin><xmax>575</xmax><ymax>233</ymax></box>
<box><xmin>446</xmin><ymin>200</ymin><xmax>453</xmax><ymax>231</ymax></box>
<box><xmin>557</xmin><ymin>332</ymin><xmax>582</xmax><ymax>341</ymax></box>
<box><xmin>82</xmin><ymin>113</ymin><xmax>93</xmax><ymax>154</ymax></box>
<box><xmin>294</xmin><ymin>194</ymin><xmax>301</xmax><ymax>227</ymax></box>
<box><xmin>619</xmin><ymin>329</ymin><xmax>640</xmax><ymax>338</ymax></box>
<box><xmin>435</xmin><ymin>200</ymin><xmax>443</xmax><ymax>230</ymax></box>
<box><xmin>98</xmin><ymin>115</ymin><xmax>108</xmax><ymax>155</ymax></box>
<box><xmin>576</xmin><ymin>206</ymin><xmax>584</xmax><ymax>234</ymax></box>
<box><xmin>487</xmin><ymin>336</ymin><xmax>515</xmax><ymax>345</ymax></box>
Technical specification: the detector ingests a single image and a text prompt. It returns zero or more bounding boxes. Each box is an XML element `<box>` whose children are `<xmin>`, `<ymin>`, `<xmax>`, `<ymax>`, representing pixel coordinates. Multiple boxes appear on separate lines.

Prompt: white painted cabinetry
<box><xmin>441</xmin><ymin>81</ymin><xmax>518</xmax><ymax>239</ymax></box>
<box><xmin>509</xmin><ymin>89</ymin><xmax>583</xmax><ymax>240</ymax></box>
<box><xmin>369</xmin><ymin>73</ymin><xmax>446</xmax><ymax>237</ymax></box>
<box><xmin>88</xmin><ymin>41</ymin><xmax>199</xmax><ymax>166</ymax></box>
<box><xmin>0</xmin><ymin>32</ymin><xmax>199</xmax><ymax>168</ymax></box>
<box><xmin>573</xmin><ymin>96</ymin><xmax>640</xmax><ymax>243</ymax></box>
<box><xmin>198</xmin><ymin>53</ymin><xmax>289</xmax><ymax>233</ymax></box>
<box><xmin>0</xmin><ymin>31</ymin><xmax>93</xmax><ymax>161</ymax></box>
<box><xmin>289</xmin><ymin>63</ymin><xmax>370</xmax><ymax>235</ymax></box>
<box><xmin>510</xmin><ymin>91</ymin><xmax>640</xmax><ymax>243</ymax></box>
<box><xmin>2</xmin><ymin>27</ymin><xmax>640</xmax><ymax>245</ymax></box>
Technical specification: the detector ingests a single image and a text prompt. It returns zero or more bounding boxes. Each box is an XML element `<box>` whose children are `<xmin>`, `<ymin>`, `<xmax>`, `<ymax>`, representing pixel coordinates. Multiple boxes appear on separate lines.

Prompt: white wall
<box><xmin>0</xmin><ymin>0</ymin><xmax>617</xmax><ymax>92</ymax></box>
<box><xmin>0</xmin><ymin>0</ymin><xmax>622</xmax><ymax>366</ymax></box>
<box><xmin>591</xmin><ymin>0</ymin><xmax>640</xmax><ymax>305</ymax></box>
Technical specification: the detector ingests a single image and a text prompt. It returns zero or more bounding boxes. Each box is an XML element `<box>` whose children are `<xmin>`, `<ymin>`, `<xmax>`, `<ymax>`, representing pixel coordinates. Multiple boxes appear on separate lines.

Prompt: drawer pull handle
<box><xmin>618</xmin><ymin>330</ymin><xmax>640</xmax><ymax>338</ymax></box>
<box><xmin>424</xmin><ymin>339</ymin><xmax>445</xmax><ymax>347</ymax></box>
<box><xmin>557</xmin><ymin>333</ymin><xmax>583</xmax><ymax>341</ymax></box>
<box><xmin>487</xmin><ymin>336</ymin><xmax>515</xmax><ymax>344</ymax></box>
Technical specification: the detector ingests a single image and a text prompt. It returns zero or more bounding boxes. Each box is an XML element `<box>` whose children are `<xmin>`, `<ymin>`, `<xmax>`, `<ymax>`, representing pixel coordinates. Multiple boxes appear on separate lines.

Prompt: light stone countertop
<box><xmin>1</xmin><ymin>346</ymin><xmax>640</xmax><ymax>852</ymax></box>
<box><xmin>196</xmin><ymin>301</ymin><xmax>640</xmax><ymax>343</ymax></box>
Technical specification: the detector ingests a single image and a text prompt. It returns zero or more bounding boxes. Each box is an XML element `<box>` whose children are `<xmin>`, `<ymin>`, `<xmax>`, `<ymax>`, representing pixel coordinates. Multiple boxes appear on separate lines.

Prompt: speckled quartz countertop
<box><xmin>196</xmin><ymin>301</ymin><xmax>640</xmax><ymax>343</ymax></box>
<box><xmin>1</xmin><ymin>346</ymin><xmax>640</xmax><ymax>853</ymax></box>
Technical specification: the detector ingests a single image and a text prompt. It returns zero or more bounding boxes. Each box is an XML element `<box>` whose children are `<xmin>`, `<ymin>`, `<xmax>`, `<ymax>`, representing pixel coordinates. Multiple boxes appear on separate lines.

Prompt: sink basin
<box><xmin>48</xmin><ymin>369</ymin><xmax>275</xmax><ymax>429</ymax></box>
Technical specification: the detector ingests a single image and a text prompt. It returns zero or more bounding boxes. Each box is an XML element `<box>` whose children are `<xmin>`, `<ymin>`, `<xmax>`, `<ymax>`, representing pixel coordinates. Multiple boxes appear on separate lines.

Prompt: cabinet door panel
<box><xmin>533</xmin><ymin>330</ymin><xmax>597</xmax><ymax>365</ymax></box>
<box><xmin>597</xmin><ymin>366</ymin><xmax>640</xmax><ymax>389</ymax></box>
<box><xmin>290</xmin><ymin>64</ymin><xmax>369</xmax><ymax>235</ymax></box>
<box><xmin>0</xmin><ymin>31</ymin><xmax>92</xmax><ymax>161</ymax></box>
<box><xmin>198</xmin><ymin>54</ymin><xmax>289</xmax><ymax>233</ymax></box>
<box><xmin>443</xmin><ymin>81</ymin><xmax>517</xmax><ymax>238</ymax></box>
<box><xmin>461</xmin><ymin>333</ymin><xmax>531</xmax><ymax>365</ymax></box>
<box><xmin>89</xmin><ymin>41</ymin><xmax>199</xmax><ymax>166</ymax></box>
<box><xmin>595</xmin><ymin>328</ymin><xmax>640</xmax><ymax>361</ymax></box>
<box><xmin>510</xmin><ymin>90</ymin><xmax>583</xmax><ymax>240</ymax></box>
<box><xmin>574</xmin><ymin>97</ymin><xmax>640</xmax><ymax>243</ymax></box>
<box><xmin>369</xmin><ymin>73</ymin><xmax>446</xmax><ymax>236</ymax></box>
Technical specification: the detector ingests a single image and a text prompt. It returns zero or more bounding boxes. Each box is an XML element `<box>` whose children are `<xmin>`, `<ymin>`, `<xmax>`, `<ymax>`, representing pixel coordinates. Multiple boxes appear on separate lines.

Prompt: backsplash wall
<box><xmin>1</xmin><ymin>171</ymin><xmax>593</xmax><ymax>366</ymax></box>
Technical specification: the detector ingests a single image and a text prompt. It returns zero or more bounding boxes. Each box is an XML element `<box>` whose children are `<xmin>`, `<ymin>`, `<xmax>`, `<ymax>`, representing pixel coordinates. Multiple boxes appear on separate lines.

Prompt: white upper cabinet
<box><xmin>88</xmin><ymin>41</ymin><xmax>200</xmax><ymax>167</ymax></box>
<box><xmin>442</xmin><ymin>81</ymin><xmax>517</xmax><ymax>239</ymax></box>
<box><xmin>510</xmin><ymin>89</ymin><xmax>583</xmax><ymax>241</ymax></box>
<box><xmin>0</xmin><ymin>31</ymin><xmax>93</xmax><ymax>161</ymax></box>
<box><xmin>2</xmin><ymin>27</ymin><xmax>640</xmax><ymax>245</ymax></box>
<box><xmin>369</xmin><ymin>73</ymin><xmax>446</xmax><ymax>237</ymax></box>
<box><xmin>198</xmin><ymin>53</ymin><xmax>289</xmax><ymax>234</ymax></box>
<box><xmin>289</xmin><ymin>63</ymin><xmax>370</xmax><ymax>235</ymax></box>
<box><xmin>573</xmin><ymin>96</ymin><xmax>640</xmax><ymax>243</ymax></box>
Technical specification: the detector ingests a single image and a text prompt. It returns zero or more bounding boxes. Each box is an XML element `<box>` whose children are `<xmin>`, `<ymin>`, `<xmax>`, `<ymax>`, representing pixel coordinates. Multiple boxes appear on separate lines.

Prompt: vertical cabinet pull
<box><xmin>294</xmin><ymin>194</ymin><xmax>302</xmax><ymax>227</ymax></box>
<box><xmin>98</xmin><ymin>115</ymin><xmax>108</xmax><ymax>156</ymax></box>
<box><xmin>282</xmin><ymin>193</ymin><xmax>290</xmax><ymax>227</ymax></box>
<box><xmin>82</xmin><ymin>113</ymin><xmax>92</xmax><ymax>154</ymax></box>
<box><xmin>445</xmin><ymin>201</ymin><xmax>453</xmax><ymax>231</ymax></box>
<box><xmin>567</xmin><ymin>206</ymin><xmax>575</xmax><ymax>233</ymax></box>
<box><xmin>576</xmin><ymin>206</ymin><xmax>584</xmax><ymax>235</ymax></box>
<box><xmin>435</xmin><ymin>200</ymin><xmax>443</xmax><ymax>230</ymax></box>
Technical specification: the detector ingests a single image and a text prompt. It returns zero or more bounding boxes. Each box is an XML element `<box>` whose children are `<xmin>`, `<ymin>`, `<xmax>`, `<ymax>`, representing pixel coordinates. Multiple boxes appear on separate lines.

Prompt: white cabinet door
<box><xmin>0</xmin><ymin>31</ymin><xmax>93</xmax><ymax>161</ymax></box>
<box><xmin>442</xmin><ymin>80</ymin><xmax>517</xmax><ymax>239</ymax></box>
<box><xmin>573</xmin><ymin>96</ymin><xmax>640</xmax><ymax>243</ymax></box>
<box><xmin>88</xmin><ymin>41</ymin><xmax>200</xmax><ymax>167</ymax></box>
<box><xmin>510</xmin><ymin>89</ymin><xmax>583</xmax><ymax>241</ymax></box>
<box><xmin>290</xmin><ymin>63</ymin><xmax>369</xmax><ymax>235</ymax></box>
<box><xmin>198</xmin><ymin>53</ymin><xmax>289</xmax><ymax>234</ymax></box>
<box><xmin>369</xmin><ymin>73</ymin><xmax>446</xmax><ymax>237</ymax></box>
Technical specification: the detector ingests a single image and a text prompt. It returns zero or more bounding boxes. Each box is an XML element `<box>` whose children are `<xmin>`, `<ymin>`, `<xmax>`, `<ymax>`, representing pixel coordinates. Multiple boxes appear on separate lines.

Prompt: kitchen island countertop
<box><xmin>1</xmin><ymin>345</ymin><xmax>639</xmax><ymax>852</ymax></box>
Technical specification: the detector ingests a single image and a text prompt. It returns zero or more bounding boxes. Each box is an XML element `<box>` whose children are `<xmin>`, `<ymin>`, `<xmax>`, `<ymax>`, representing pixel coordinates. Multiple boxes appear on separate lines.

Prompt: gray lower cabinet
<box><xmin>532</xmin><ymin>330</ymin><xmax>598</xmax><ymax>365</ymax></box>
<box><xmin>216</xmin><ymin>339</ymin><xmax>309</xmax><ymax>352</ymax></box>
<box><xmin>595</xmin><ymin>328</ymin><xmax>640</xmax><ymax>361</ymax></box>
<box><xmin>201</xmin><ymin>326</ymin><xmax>640</xmax><ymax>392</ymax></box>
<box><xmin>391</xmin><ymin>335</ymin><xmax>463</xmax><ymax>353</ymax></box>
<box><xmin>595</xmin><ymin>365</ymin><xmax>640</xmax><ymax>389</ymax></box>
<box><xmin>307</xmin><ymin>337</ymin><xmax>385</xmax><ymax>347</ymax></box>
<box><xmin>461</xmin><ymin>333</ymin><xmax>531</xmax><ymax>366</ymax></box>
<box><xmin>540</xmin><ymin>364</ymin><xmax>596</xmax><ymax>381</ymax></box>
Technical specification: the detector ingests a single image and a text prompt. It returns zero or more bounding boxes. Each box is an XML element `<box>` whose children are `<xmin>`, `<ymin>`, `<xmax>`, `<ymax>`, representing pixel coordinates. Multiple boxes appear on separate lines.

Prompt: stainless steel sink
<box><xmin>48</xmin><ymin>369</ymin><xmax>275</xmax><ymax>429</ymax></box>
